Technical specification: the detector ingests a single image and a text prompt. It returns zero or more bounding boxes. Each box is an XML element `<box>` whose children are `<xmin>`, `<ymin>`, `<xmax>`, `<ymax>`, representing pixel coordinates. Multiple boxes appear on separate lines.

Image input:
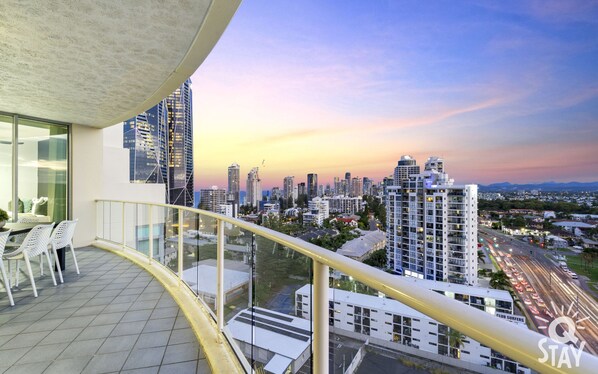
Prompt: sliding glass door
<box><xmin>0</xmin><ymin>115</ymin><xmax>13</xmax><ymax>221</ymax></box>
<box><xmin>0</xmin><ymin>112</ymin><xmax>69</xmax><ymax>223</ymax></box>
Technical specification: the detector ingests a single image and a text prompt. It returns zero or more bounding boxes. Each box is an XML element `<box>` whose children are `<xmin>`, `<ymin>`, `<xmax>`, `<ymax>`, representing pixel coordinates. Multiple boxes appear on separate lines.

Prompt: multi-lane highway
<box><xmin>479</xmin><ymin>228</ymin><xmax>598</xmax><ymax>355</ymax></box>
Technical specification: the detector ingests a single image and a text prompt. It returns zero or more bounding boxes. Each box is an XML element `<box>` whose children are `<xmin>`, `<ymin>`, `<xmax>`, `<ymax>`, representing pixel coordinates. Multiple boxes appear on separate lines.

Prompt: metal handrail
<box><xmin>96</xmin><ymin>199</ymin><xmax>598</xmax><ymax>374</ymax></box>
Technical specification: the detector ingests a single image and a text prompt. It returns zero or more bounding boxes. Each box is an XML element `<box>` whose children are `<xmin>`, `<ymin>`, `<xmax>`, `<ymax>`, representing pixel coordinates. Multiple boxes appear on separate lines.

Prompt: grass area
<box><xmin>566</xmin><ymin>255</ymin><xmax>598</xmax><ymax>283</ymax></box>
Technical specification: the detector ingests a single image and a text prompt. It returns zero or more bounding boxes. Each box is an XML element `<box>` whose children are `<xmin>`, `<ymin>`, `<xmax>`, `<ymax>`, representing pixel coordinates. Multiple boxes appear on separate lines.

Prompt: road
<box><xmin>479</xmin><ymin>227</ymin><xmax>598</xmax><ymax>355</ymax></box>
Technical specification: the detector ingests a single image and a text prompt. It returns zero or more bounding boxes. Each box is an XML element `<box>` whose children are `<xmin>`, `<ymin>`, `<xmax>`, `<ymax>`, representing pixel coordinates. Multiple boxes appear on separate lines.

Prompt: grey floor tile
<box><xmin>159</xmin><ymin>360</ymin><xmax>197</xmax><ymax>374</ymax></box>
<box><xmin>150</xmin><ymin>307</ymin><xmax>178</xmax><ymax>320</ymax></box>
<box><xmin>173</xmin><ymin>316</ymin><xmax>190</xmax><ymax>330</ymax></box>
<box><xmin>196</xmin><ymin>359</ymin><xmax>210</xmax><ymax>374</ymax></box>
<box><xmin>44</xmin><ymin>356</ymin><xmax>93</xmax><ymax>374</ymax></box>
<box><xmin>85</xmin><ymin>296</ymin><xmax>116</xmax><ymax>307</ymax></box>
<box><xmin>98</xmin><ymin>334</ymin><xmax>138</xmax><ymax>354</ymax></box>
<box><xmin>76</xmin><ymin>324</ymin><xmax>116</xmax><ymax>341</ymax></box>
<box><xmin>102</xmin><ymin>302</ymin><xmax>132</xmax><ymax>313</ymax></box>
<box><xmin>22</xmin><ymin>318</ymin><xmax>66</xmax><ymax>333</ymax></box>
<box><xmin>55</xmin><ymin>314</ymin><xmax>96</xmax><ymax>329</ymax></box>
<box><xmin>0</xmin><ymin>347</ymin><xmax>28</xmax><ymax>367</ymax></box>
<box><xmin>82</xmin><ymin>351</ymin><xmax>129</xmax><ymax>374</ymax></box>
<box><xmin>89</xmin><ymin>311</ymin><xmax>125</xmax><ymax>326</ymax></box>
<box><xmin>168</xmin><ymin>329</ymin><xmax>196</xmax><ymax>345</ymax></box>
<box><xmin>14</xmin><ymin>342</ymin><xmax>68</xmax><ymax>364</ymax></box>
<box><xmin>122</xmin><ymin>346</ymin><xmax>166</xmax><ymax>370</ymax></box>
<box><xmin>162</xmin><ymin>343</ymin><xmax>199</xmax><ymax>365</ymax></box>
<box><xmin>5</xmin><ymin>361</ymin><xmax>50</xmax><ymax>374</ymax></box>
<box><xmin>122</xmin><ymin>309</ymin><xmax>153</xmax><ymax>323</ymax></box>
<box><xmin>59</xmin><ymin>338</ymin><xmax>104</xmax><ymax>359</ymax></box>
<box><xmin>121</xmin><ymin>366</ymin><xmax>160</xmax><ymax>374</ymax></box>
<box><xmin>2</xmin><ymin>331</ymin><xmax>50</xmax><ymax>349</ymax></box>
<box><xmin>39</xmin><ymin>327</ymin><xmax>84</xmax><ymax>345</ymax></box>
<box><xmin>143</xmin><ymin>318</ymin><xmax>175</xmax><ymax>333</ymax></box>
<box><xmin>9</xmin><ymin>310</ymin><xmax>50</xmax><ymax>323</ymax></box>
<box><xmin>71</xmin><ymin>305</ymin><xmax>106</xmax><ymax>317</ymax></box>
<box><xmin>110</xmin><ymin>320</ymin><xmax>146</xmax><ymax>336</ymax></box>
<box><xmin>0</xmin><ymin>322</ymin><xmax>31</xmax><ymax>336</ymax></box>
<box><xmin>129</xmin><ymin>299</ymin><xmax>159</xmax><ymax>311</ymax></box>
<box><xmin>135</xmin><ymin>331</ymin><xmax>171</xmax><ymax>349</ymax></box>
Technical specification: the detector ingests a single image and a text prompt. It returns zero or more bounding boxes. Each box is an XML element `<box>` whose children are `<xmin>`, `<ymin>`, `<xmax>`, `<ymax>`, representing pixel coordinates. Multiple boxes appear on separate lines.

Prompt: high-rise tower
<box><xmin>283</xmin><ymin>176</ymin><xmax>294</xmax><ymax>201</ymax></box>
<box><xmin>386</xmin><ymin>156</ymin><xmax>478</xmax><ymax>286</ymax></box>
<box><xmin>307</xmin><ymin>173</ymin><xmax>318</xmax><ymax>199</ymax></box>
<box><xmin>246</xmin><ymin>167</ymin><xmax>261</xmax><ymax>207</ymax></box>
<box><xmin>123</xmin><ymin>79</ymin><xmax>194</xmax><ymax>207</ymax></box>
<box><xmin>393</xmin><ymin>155</ymin><xmax>419</xmax><ymax>185</ymax></box>
<box><xmin>228</xmin><ymin>163</ymin><xmax>240</xmax><ymax>206</ymax></box>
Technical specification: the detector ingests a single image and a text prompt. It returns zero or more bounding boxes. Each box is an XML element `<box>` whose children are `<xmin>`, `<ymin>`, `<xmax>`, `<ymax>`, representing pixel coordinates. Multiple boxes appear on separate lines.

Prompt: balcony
<box><xmin>37</xmin><ymin>200</ymin><xmax>590</xmax><ymax>373</ymax></box>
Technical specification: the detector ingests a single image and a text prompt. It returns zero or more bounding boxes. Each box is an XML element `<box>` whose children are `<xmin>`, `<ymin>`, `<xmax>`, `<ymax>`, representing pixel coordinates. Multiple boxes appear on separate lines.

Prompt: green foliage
<box><xmin>363</xmin><ymin>249</ymin><xmax>387</xmax><ymax>268</ymax></box>
<box><xmin>490</xmin><ymin>270</ymin><xmax>510</xmax><ymax>290</ymax></box>
<box><xmin>361</xmin><ymin>195</ymin><xmax>387</xmax><ymax>230</ymax></box>
<box><xmin>262</xmin><ymin>214</ymin><xmax>303</xmax><ymax>236</ymax></box>
<box><xmin>296</xmin><ymin>194</ymin><xmax>308</xmax><ymax>208</ymax></box>
<box><xmin>479</xmin><ymin>199</ymin><xmax>598</xmax><ymax>215</ymax></box>
<box><xmin>309</xmin><ymin>229</ymin><xmax>360</xmax><ymax>251</ymax></box>
<box><xmin>0</xmin><ymin>208</ymin><xmax>8</xmax><ymax>222</ymax></box>
<box><xmin>502</xmin><ymin>215</ymin><xmax>527</xmax><ymax>229</ymax></box>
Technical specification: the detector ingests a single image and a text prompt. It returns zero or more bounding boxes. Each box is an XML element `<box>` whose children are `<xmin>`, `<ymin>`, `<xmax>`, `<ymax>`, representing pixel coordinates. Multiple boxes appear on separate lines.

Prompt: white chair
<box><xmin>3</xmin><ymin>224</ymin><xmax>56</xmax><ymax>297</ymax></box>
<box><xmin>49</xmin><ymin>220</ymin><xmax>79</xmax><ymax>284</ymax></box>
<box><xmin>0</xmin><ymin>231</ymin><xmax>15</xmax><ymax>306</ymax></box>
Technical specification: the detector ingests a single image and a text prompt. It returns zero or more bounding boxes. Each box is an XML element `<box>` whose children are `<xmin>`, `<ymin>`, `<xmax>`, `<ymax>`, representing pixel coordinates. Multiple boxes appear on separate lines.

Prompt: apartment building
<box><xmin>386</xmin><ymin>156</ymin><xmax>478</xmax><ymax>285</ymax></box>
<box><xmin>303</xmin><ymin>197</ymin><xmax>330</xmax><ymax>227</ymax></box>
<box><xmin>323</xmin><ymin>196</ymin><xmax>362</xmax><ymax>215</ymax></box>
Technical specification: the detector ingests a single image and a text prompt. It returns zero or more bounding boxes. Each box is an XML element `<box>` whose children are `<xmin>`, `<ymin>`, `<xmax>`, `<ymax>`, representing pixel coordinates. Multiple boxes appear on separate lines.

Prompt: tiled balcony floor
<box><xmin>0</xmin><ymin>246</ymin><xmax>210</xmax><ymax>374</ymax></box>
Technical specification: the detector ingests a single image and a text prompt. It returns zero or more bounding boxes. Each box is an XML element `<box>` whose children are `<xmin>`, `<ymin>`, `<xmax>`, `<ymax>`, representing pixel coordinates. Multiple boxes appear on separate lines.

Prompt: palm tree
<box><xmin>490</xmin><ymin>270</ymin><xmax>510</xmax><ymax>290</ymax></box>
<box><xmin>477</xmin><ymin>249</ymin><xmax>486</xmax><ymax>264</ymax></box>
<box><xmin>448</xmin><ymin>328</ymin><xmax>466</xmax><ymax>359</ymax></box>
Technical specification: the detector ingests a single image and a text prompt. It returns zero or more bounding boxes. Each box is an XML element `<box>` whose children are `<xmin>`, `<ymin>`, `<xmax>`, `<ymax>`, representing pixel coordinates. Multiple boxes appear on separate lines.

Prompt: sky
<box><xmin>191</xmin><ymin>0</ymin><xmax>598</xmax><ymax>190</ymax></box>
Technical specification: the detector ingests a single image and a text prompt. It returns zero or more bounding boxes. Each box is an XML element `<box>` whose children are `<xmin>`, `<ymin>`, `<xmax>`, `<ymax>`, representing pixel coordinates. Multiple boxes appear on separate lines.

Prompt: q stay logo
<box><xmin>537</xmin><ymin>301</ymin><xmax>589</xmax><ymax>368</ymax></box>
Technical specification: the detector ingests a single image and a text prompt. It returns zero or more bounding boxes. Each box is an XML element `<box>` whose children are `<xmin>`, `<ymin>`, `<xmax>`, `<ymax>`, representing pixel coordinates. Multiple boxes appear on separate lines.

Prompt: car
<box><xmin>517</xmin><ymin>276</ymin><xmax>524</xmax><ymax>282</ymax></box>
<box><xmin>530</xmin><ymin>306</ymin><xmax>539</xmax><ymax>315</ymax></box>
<box><xmin>506</xmin><ymin>272</ymin><xmax>513</xmax><ymax>278</ymax></box>
<box><xmin>569</xmin><ymin>272</ymin><xmax>578</xmax><ymax>279</ymax></box>
<box><xmin>521</xmin><ymin>279</ymin><xmax>528</xmax><ymax>285</ymax></box>
<box><xmin>531</xmin><ymin>293</ymin><xmax>540</xmax><ymax>300</ymax></box>
<box><xmin>526</xmin><ymin>286</ymin><xmax>534</xmax><ymax>293</ymax></box>
<box><xmin>537</xmin><ymin>299</ymin><xmax>546</xmax><ymax>307</ymax></box>
<box><xmin>515</xmin><ymin>285</ymin><xmax>524</xmax><ymax>292</ymax></box>
<box><xmin>523</xmin><ymin>296</ymin><xmax>532</xmax><ymax>305</ymax></box>
<box><xmin>507</xmin><ymin>253</ymin><xmax>512</xmax><ymax>258</ymax></box>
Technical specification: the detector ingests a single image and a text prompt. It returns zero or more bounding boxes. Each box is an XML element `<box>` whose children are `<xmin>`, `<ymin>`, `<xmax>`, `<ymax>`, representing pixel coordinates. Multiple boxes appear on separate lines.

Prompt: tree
<box><xmin>448</xmin><ymin>329</ymin><xmax>466</xmax><ymax>359</ymax></box>
<box><xmin>477</xmin><ymin>250</ymin><xmax>486</xmax><ymax>264</ymax></box>
<box><xmin>490</xmin><ymin>270</ymin><xmax>510</xmax><ymax>290</ymax></box>
<box><xmin>363</xmin><ymin>249</ymin><xmax>387</xmax><ymax>268</ymax></box>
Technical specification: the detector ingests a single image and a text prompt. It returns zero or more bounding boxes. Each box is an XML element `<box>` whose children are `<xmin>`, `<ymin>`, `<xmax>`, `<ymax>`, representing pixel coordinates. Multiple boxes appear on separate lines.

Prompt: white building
<box><xmin>303</xmin><ymin>197</ymin><xmax>329</xmax><ymax>227</ymax></box>
<box><xmin>337</xmin><ymin>230</ymin><xmax>386</xmax><ymax>262</ymax></box>
<box><xmin>296</xmin><ymin>283</ymin><xmax>528</xmax><ymax>374</ymax></box>
<box><xmin>323</xmin><ymin>196</ymin><xmax>362</xmax><ymax>215</ymax></box>
<box><xmin>199</xmin><ymin>186</ymin><xmax>227</xmax><ymax>213</ymax></box>
<box><xmin>218</xmin><ymin>204</ymin><xmax>233</xmax><ymax>217</ymax></box>
<box><xmin>386</xmin><ymin>156</ymin><xmax>478</xmax><ymax>286</ymax></box>
<box><xmin>246</xmin><ymin>167</ymin><xmax>262</xmax><ymax>207</ymax></box>
<box><xmin>227</xmin><ymin>307</ymin><xmax>312</xmax><ymax>374</ymax></box>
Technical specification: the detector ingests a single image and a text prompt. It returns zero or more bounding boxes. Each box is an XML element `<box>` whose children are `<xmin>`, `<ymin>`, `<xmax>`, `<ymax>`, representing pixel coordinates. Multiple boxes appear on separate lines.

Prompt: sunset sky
<box><xmin>191</xmin><ymin>1</ymin><xmax>598</xmax><ymax>190</ymax></box>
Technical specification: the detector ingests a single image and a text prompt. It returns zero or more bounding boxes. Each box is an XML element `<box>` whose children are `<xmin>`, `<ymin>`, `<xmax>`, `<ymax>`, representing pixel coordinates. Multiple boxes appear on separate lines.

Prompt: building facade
<box><xmin>386</xmin><ymin>156</ymin><xmax>478</xmax><ymax>285</ymax></box>
<box><xmin>199</xmin><ymin>187</ymin><xmax>227</xmax><ymax>213</ymax></box>
<box><xmin>246</xmin><ymin>167</ymin><xmax>261</xmax><ymax>207</ymax></box>
<box><xmin>307</xmin><ymin>173</ymin><xmax>318</xmax><ymax>199</ymax></box>
<box><xmin>123</xmin><ymin>79</ymin><xmax>194</xmax><ymax>207</ymax></box>
<box><xmin>283</xmin><ymin>176</ymin><xmax>294</xmax><ymax>201</ymax></box>
<box><xmin>303</xmin><ymin>197</ymin><xmax>330</xmax><ymax>227</ymax></box>
<box><xmin>323</xmin><ymin>196</ymin><xmax>362</xmax><ymax>215</ymax></box>
<box><xmin>228</xmin><ymin>163</ymin><xmax>240</xmax><ymax>211</ymax></box>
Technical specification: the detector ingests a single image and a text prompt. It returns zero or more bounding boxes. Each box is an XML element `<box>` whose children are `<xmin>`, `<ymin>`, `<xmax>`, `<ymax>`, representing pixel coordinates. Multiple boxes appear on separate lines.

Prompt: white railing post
<box><xmin>217</xmin><ymin>219</ymin><xmax>225</xmax><ymax>333</ymax></box>
<box><xmin>121</xmin><ymin>202</ymin><xmax>126</xmax><ymax>250</ymax></box>
<box><xmin>178</xmin><ymin>208</ymin><xmax>183</xmax><ymax>283</ymax></box>
<box><xmin>148</xmin><ymin>205</ymin><xmax>153</xmax><ymax>264</ymax></box>
<box><xmin>313</xmin><ymin>260</ymin><xmax>329</xmax><ymax>374</ymax></box>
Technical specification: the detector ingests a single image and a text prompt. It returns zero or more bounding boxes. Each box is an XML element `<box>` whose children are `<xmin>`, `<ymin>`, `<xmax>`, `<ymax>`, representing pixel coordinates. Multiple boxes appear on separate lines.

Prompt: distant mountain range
<box><xmin>479</xmin><ymin>181</ymin><xmax>598</xmax><ymax>192</ymax></box>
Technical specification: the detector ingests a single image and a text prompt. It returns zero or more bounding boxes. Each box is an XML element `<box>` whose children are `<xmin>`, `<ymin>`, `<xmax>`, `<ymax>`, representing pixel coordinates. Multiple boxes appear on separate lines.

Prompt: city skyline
<box><xmin>190</xmin><ymin>1</ymin><xmax>598</xmax><ymax>189</ymax></box>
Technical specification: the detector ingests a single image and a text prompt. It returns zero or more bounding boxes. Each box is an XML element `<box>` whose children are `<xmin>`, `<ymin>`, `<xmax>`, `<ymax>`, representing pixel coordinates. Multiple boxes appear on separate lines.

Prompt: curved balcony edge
<box><xmin>96</xmin><ymin>200</ymin><xmax>598</xmax><ymax>374</ymax></box>
<box><xmin>93</xmin><ymin>239</ymin><xmax>245</xmax><ymax>374</ymax></box>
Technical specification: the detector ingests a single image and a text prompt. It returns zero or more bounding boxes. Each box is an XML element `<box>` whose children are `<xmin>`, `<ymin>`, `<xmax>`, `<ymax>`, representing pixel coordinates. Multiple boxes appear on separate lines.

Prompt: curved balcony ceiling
<box><xmin>0</xmin><ymin>0</ymin><xmax>240</xmax><ymax>127</ymax></box>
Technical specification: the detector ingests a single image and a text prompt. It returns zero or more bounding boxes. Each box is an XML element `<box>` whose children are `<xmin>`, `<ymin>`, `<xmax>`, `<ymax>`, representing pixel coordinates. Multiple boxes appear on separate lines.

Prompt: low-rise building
<box><xmin>337</xmin><ymin>230</ymin><xmax>386</xmax><ymax>261</ymax></box>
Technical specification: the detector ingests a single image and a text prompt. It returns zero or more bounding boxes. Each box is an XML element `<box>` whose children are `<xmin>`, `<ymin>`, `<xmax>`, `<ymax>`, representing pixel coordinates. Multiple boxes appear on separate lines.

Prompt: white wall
<box><xmin>71</xmin><ymin>123</ymin><xmax>165</xmax><ymax>247</ymax></box>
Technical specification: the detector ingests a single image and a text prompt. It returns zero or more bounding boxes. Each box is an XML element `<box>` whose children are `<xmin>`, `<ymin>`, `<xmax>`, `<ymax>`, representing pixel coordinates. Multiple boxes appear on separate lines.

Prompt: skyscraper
<box><xmin>351</xmin><ymin>177</ymin><xmax>363</xmax><ymax>197</ymax></box>
<box><xmin>123</xmin><ymin>79</ymin><xmax>194</xmax><ymax>207</ymax></box>
<box><xmin>246</xmin><ymin>167</ymin><xmax>261</xmax><ymax>207</ymax></box>
<box><xmin>123</xmin><ymin>101</ymin><xmax>168</xmax><ymax>184</ymax></box>
<box><xmin>166</xmin><ymin>79</ymin><xmax>194</xmax><ymax>207</ymax></box>
<box><xmin>307</xmin><ymin>173</ymin><xmax>318</xmax><ymax>199</ymax></box>
<box><xmin>283</xmin><ymin>176</ymin><xmax>294</xmax><ymax>201</ymax></box>
<box><xmin>386</xmin><ymin>156</ymin><xmax>478</xmax><ymax>286</ymax></box>
<box><xmin>199</xmin><ymin>186</ymin><xmax>227</xmax><ymax>213</ymax></box>
<box><xmin>228</xmin><ymin>163</ymin><xmax>240</xmax><ymax>207</ymax></box>
<box><xmin>393</xmin><ymin>155</ymin><xmax>420</xmax><ymax>185</ymax></box>
<box><xmin>345</xmin><ymin>172</ymin><xmax>351</xmax><ymax>195</ymax></box>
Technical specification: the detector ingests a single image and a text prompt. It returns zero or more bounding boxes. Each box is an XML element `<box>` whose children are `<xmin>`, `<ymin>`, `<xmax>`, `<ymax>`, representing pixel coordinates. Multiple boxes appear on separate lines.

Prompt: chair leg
<box><xmin>0</xmin><ymin>263</ymin><xmax>14</xmax><ymax>306</ymax></box>
<box><xmin>44</xmin><ymin>251</ymin><xmax>57</xmax><ymax>286</ymax></box>
<box><xmin>24</xmin><ymin>256</ymin><xmax>37</xmax><ymax>298</ymax></box>
<box><xmin>15</xmin><ymin>260</ymin><xmax>20</xmax><ymax>288</ymax></box>
<box><xmin>52</xmin><ymin>245</ymin><xmax>64</xmax><ymax>284</ymax></box>
<box><xmin>70</xmin><ymin>243</ymin><xmax>80</xmax><ymax>275</ymax></box>
<box><xmin>40</xmin><ymin>254</ymin><xmax>44</xmax><ymax>276</ymax></box>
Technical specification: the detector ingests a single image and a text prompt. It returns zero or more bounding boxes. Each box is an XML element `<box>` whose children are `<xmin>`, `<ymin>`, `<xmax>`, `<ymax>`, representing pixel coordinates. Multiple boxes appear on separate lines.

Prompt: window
<box><xmin>0</xmin><ymin>113</ymin><xmax>69</xmax><ymax>222</ymax></box>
